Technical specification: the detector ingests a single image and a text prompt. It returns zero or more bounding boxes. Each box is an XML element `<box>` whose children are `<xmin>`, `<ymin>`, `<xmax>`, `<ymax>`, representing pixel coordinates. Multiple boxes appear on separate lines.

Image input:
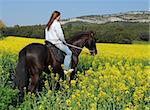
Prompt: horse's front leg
<box><xmin>70</xmin><ymin>55</ymin><xmax>78</xmax><ymax>80</ymax></box>
<box><xmin>70</xmin><ymin>67</ymin><xmax>77</xmax><ymax>80</ymax></box>
<box><xmin>52</xmin><ymin>63</ymin><xmax>64</xmax><ymax>90</ymax></box>
<box><xmin>52</xmin><ymin>63</ymin><xmax>64</xmax><ymax>80</ymax></box>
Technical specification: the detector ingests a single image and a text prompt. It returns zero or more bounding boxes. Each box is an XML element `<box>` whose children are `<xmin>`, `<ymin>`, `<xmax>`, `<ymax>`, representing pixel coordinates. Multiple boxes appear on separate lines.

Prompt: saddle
<box><xmin>45</xmin><ymin>40</ymin><xmax>66</xmax><ymax>63</ymax></box>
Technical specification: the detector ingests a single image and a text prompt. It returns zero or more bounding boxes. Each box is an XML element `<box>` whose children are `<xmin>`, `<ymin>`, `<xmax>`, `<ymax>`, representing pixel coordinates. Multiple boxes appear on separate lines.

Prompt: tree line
<box><xmin>0</xmin><ymin>21</ymin><xmax>149</xmax><ymax>44</ymax></box>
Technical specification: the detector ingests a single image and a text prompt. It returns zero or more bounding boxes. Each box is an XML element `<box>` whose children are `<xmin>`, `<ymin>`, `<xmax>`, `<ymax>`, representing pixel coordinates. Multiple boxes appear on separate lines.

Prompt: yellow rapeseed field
<box><xmin>0</xmin><ymin>36</ymin><xmax>149</xmax><ymax>109</ymax></box>
<box><xmin>0</xmin><ymin>36</ymin><xmax>44</xmax><ymax>54</ymax></box>
<box><xmin>0</xmin><ymin>36</ymin><xmax>150</xmax><ymax>60</ymax></box>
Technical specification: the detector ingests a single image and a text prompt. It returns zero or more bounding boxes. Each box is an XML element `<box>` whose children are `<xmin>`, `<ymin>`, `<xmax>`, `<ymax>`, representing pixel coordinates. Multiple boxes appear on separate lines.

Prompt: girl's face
<box><xmin>56</xmin><ymin>15</ymin><xmax>61</xmax><ymax>21</ymax></box>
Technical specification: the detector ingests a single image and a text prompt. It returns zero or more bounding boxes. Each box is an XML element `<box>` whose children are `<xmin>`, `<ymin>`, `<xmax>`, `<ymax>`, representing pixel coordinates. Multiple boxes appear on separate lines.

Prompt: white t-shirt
<box><xmin>45</xmin><ymin>20</ymin><xmax>65</xmax><ymax>44</ymax></box>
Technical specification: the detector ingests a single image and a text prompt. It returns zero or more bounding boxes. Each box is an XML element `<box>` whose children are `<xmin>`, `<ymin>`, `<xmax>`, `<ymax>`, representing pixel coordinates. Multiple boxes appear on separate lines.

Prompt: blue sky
<box><xmin>0</xmin><ymin>0</ymin><xmax>149</xmax><ymax>26</ymax></box>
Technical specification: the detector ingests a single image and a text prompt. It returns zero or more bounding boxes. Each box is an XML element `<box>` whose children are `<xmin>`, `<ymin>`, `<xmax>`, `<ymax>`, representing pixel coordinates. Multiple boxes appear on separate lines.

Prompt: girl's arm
<box><xmin>54</xmin><ymin>21</ymin><xmax>66</xmax><ymax>43</ymax></box>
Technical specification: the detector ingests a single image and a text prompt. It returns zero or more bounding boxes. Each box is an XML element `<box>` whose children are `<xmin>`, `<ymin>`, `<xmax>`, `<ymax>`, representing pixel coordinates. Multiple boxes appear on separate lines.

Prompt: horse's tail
<box><xmin>14</xmin><ymin>47</ymin><xmax>29</xmax><ymax>100</ymax></box>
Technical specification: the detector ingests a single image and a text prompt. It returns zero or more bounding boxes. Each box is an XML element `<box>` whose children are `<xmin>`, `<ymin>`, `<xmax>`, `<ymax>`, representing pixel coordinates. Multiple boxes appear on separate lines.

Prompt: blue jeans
<box><xmin>55</xmin><ymin>43</ymin><xmax>72</xmax><ymax>70</ymax></box>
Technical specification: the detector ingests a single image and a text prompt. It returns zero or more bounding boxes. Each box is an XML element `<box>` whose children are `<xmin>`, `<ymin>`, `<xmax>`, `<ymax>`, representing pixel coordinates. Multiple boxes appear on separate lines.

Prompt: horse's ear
<box><xmin>90</xmin><ymin>31</ymin><xmax>96</xmax><ymax>37</ymax></box>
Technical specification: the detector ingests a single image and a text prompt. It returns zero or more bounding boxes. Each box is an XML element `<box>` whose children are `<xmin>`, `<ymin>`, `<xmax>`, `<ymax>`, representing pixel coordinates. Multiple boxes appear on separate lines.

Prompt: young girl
<box><xmin>45</xmin><ymin>11</ymin><xmax>73</xmax><ymax>73</ymax></box>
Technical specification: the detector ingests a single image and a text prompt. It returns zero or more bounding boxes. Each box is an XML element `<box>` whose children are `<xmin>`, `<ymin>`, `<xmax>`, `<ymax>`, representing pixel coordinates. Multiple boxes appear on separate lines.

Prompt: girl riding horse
<box><xmin>45</xmin><ymin>11</ymin><xmax>74</xmax><ymax>73</ymax></box>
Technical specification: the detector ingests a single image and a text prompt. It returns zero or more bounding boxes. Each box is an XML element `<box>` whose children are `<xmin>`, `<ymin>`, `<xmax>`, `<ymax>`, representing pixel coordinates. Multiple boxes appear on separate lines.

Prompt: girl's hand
<box><xmin>63</xmin><ymin>40</ymin><xmax>67</xmax><ymax>44</ymax></box>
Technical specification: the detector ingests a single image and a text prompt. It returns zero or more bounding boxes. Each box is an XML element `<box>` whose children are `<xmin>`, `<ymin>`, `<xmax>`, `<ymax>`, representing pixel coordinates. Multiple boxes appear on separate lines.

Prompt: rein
<box><xmin>46</xmin><ymin>39</ymin><xmax>95</xmax><ymax>55</ymax></box>
<box><xmin>65</xmin><ymin>42</ymin><xmax>95</xmax><ymax>54</ymax></box>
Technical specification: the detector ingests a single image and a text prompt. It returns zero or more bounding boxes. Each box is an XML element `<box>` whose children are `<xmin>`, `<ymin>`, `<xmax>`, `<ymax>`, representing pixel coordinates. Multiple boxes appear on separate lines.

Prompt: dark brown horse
<box><xmin>14</xmin><ymin>31</ymin><xmax>97</xmax><ymax>101</ymax></box>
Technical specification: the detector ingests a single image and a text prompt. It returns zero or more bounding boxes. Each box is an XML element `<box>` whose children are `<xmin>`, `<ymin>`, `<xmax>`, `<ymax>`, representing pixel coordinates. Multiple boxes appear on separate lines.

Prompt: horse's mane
<box><xmin>67</xmin><ymin>31</ymin><xmax>90</xmax><ymax>43</ymax></box>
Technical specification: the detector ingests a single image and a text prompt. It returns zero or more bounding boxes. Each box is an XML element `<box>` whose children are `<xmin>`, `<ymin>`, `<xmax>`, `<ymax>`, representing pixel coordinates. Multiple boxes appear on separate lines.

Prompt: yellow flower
<box><xmin>77</xmin><ymin>101</ymin><xmax>81</xmax><ymax>107</ymax></box>
<box><xmin>124</xmin><ymin>107</ymin><xmax>131</xmax><ymax>110</ymax></box>
<box><xmin>91</xmin><ymin>95</ymin><xmax>94</xmax><ymax>98</ymax></box>
<box><xmin>28</xmin><ymin>92</ymin><xmax>31</xmax><ymax>95</ymax></box>
<box><xmin>44</xmin><ymin>80</ymin><xmax>49</xmax><ymax>90</ymax></box>
<box><xmin>86</xmin><ymin>68</ymin><xmax>93</xmax><ymax>76</ymax></box>
<box><xmin>55</xmin><ymin>73</ymin><xmax>59</xmax><ymax>81</ymax></box>
<box><xmin>133</xmin><ymin>88</ymin><xmax>144</xmax><ymax>102</ymax></box>
<box><xmin>70</xmin><ymin>80</ymin><xmax>76</xmax><ymax>87</ymax></box>
<box><xmin>48</xmin><ymin>65</ymin><xmax>52</xmax><ymax>71</ymax></box>
<box><xmin>31</xmin><ymin>93</ymin><xmax>35</xmax><ymax>99</ymax></box>
<box><xmin>90</xmin><ymin>103</ymin><xmax>96</xmax><ymax>110</ymax></box>
<box><xmin>61</xmin><ymin>64</ymin><xmax>64</xmax><ymax>68</ymax></box>
<box><xmin>76</xmin><ymin>93</ymin><xmax>80</xmax><ymax>98</ymax></box>
<box><xmin>99</xmin><ymin>90</ymin><xmax>107</xmax><ymax>97</ymax></box>
<box><xmin>71</xmin><ymin>94</ymin><xmax>76</xmax><ymax>100</ymax></box>
<box><xmin>93</xmin><ymin>79</ymin><xmax>98</xmax><ymax>85</ymax></box>
<box><xmin>39</xmin><ymin>104</ymin><xmax>44</xmax><ymax>110</ymax></box>
<box><xmin>65</xmin><ymin>85</ymin><xmax>69</xmax><ymax>89</ymax></box>
<box><xmin>81</xmin><ymin>85</ymin><xmax>86</xmax><ymax>89</ymax></box>
<box><xmin>59</xmin><ymin>78</ymin><xmax>63</xmax><ymax>83</ymax></box>
<box><xmin>68</xmin><ymin>107</ymin><xmax>72</xmax><ymax>110</ymax></box>
<box><xmin>89</xmin><ymin>85</ymin><xmax>94</xmax><ymax>91</ymax></box>
<box><xmin>87</xmin><ymin>92</ymin><xmax>91</xmax><ymax>97</ymax></box>
<box><xmin>118</xmin><ymin>83</ymin><xmax>128</xmax><ymax>92</ymax></box>
<box><xmin>75</xmin><ymin>89</ymin><xmax>80</xmax><ymax>94</ymax></box>
<box><xmin>66</xmin><ymin>99</ymin><xmax>71</xmax><ymax>106</ymax></box>
<box><xmin>116</xmin><ymin>96</ymin><xmax>121</xmax><ymax>102</ymax></box>
<box><xmin>51</xmin><ymin>73</ymin><xmax>54</xmax><ymax>79</ymax></box>
<box><xmin>47</xmin><ymin>90</ymin><xmax>52</xmax><ymax>96</ymax></box>
<box><xmin>94</xmin><ymin>97</ymin><xmax>97</xmax><ymax>101</ymax></box>
<box><xmin>144</xmin><ymin>96</ymin><xmax>150</xmax><ymax>103</ymax></box>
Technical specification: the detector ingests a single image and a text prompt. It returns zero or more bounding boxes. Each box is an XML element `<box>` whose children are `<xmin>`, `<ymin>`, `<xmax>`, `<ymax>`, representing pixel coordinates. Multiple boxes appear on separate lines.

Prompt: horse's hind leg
<box><xmin>39</xmin><ymin>67</ymin><xmax>51</xmax><ymax>91</ymax></box>
<box><xmin>18</xmin><ymin>82</ymin><xmax>29</xmax><ymax>103</ymax></box>
<box><xmin>52</xmin><ymin>65</ymin><xmax>64</xmax><ymax>90</ymax></box>
<box><xmin>28</xmin><ymin>73</ymin><xmax>39</xmax><ymax>93</ymax></box>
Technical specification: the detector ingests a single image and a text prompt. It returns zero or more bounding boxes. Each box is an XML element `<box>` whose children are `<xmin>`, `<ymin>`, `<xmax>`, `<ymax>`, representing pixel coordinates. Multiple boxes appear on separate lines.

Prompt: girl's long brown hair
<box><xmin>46</xmin><ymin>11</ymin><xmax>61</xmax><ymax>30</ymax></box>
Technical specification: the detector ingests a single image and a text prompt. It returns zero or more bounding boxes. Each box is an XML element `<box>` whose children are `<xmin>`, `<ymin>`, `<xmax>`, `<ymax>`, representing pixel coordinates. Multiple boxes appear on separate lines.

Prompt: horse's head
<box><xmin>85</xmin><ymin>31</ymin><xmax>97</xmax><ymax>56</ymax></box>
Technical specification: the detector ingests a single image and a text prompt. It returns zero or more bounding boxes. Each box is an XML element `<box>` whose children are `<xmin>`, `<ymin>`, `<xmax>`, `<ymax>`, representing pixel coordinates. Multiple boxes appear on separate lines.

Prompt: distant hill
<box><xmin>1</xmin><ymin>11</ymin><xmax>149</xmax><ymax>44</ymax></box>
<box><xmin>61</xmin><ymin>11</ymin><xmax>150</xmax><ymax>25</ymax></box>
